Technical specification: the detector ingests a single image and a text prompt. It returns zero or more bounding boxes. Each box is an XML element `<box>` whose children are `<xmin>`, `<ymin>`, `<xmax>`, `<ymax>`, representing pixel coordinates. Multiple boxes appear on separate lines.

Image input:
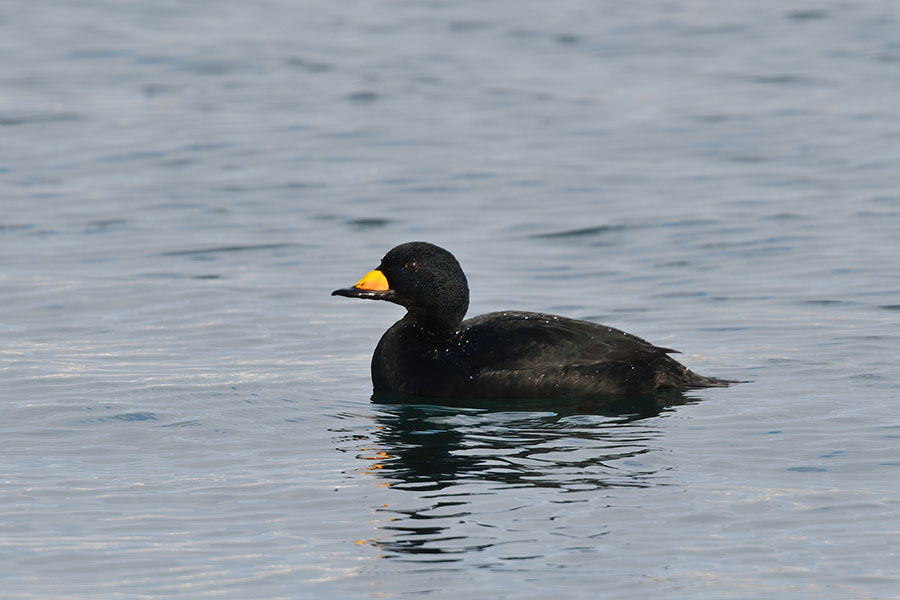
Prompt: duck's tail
<box><xmin>683</xmin><ymin>370</ymin><xmax>737</xmax><ymax>388</ymax></box>
<box><xmin>659</xmin><ymin>355</ymin><xmax>739</xmax><ymax>389</ymax></box>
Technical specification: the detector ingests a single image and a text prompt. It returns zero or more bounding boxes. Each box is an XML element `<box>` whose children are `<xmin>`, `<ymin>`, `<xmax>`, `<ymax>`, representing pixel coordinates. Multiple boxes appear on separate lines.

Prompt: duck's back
<box><xmin>460</xmin><ymin>311</ymin><xmax>673</xmax><ymax>369</ymax></box>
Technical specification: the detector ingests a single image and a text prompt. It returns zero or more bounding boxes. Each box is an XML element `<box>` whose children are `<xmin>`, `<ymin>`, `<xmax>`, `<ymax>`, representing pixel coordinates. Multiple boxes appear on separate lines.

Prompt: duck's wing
<box><xmin>458</xmin><ymin>311</ymin><xmax>676</xmax><ymax>372</ymax></box>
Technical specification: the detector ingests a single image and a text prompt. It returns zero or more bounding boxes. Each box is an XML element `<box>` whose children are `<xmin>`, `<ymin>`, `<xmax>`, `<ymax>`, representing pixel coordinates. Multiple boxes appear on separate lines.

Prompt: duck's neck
<box><xmin>401</xmin><ymin>310</ymin><xmax>463</xmax><ymax>334</ymax></box>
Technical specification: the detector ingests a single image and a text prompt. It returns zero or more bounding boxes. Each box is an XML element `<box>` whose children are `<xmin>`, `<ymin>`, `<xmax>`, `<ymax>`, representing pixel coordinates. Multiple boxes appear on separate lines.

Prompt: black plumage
<box><xmin>333</xmin><ymin>241</ymin><xmax>732</xmax><ymax>399</ymax></box>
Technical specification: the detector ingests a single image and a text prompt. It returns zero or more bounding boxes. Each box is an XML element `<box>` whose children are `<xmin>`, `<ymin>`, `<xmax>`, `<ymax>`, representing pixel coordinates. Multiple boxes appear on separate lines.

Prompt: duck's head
<box><xmin>332</xmin><ymin>241</ymin><xmax>470</xmax><ymax>330</ymax></box>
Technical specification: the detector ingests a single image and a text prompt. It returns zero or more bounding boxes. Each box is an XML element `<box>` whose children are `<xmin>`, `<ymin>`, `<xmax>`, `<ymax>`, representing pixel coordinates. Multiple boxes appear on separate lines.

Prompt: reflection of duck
<box><xmin>367</xmin><ymin>391</ymin><xmax>690</xmax><ymax>491</ymax></box>
<box><xmin>333</xmin><ymin>242</ymin><xmax>733</xmax><ymax>400</ymax></box>
<box><xmin>359</xmin><ymin>400</ymin><xmax>682</xmax><ymax>559</ymax></box>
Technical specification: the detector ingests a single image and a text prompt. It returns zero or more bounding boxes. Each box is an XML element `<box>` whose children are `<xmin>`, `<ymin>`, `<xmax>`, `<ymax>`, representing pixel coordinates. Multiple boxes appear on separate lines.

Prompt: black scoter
<box><xmin>332</xmin><ymin>241</ymin><xmax>732</xmax><ymax>399</ymax></box>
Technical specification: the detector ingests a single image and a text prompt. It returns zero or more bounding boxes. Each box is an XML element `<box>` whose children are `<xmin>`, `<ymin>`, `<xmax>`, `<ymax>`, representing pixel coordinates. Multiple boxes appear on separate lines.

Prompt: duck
<box><xmin>332</xmin><ymin>241</ymin><xmax>732</xmax><ymax>400</ymax></box>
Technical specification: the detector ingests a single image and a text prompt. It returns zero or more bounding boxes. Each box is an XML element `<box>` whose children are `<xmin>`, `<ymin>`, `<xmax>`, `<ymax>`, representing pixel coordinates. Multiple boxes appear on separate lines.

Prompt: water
<box><xmin>2</xmin><ymin>0</ymin><xmax>899</xmax><ymax>598</ymax></box>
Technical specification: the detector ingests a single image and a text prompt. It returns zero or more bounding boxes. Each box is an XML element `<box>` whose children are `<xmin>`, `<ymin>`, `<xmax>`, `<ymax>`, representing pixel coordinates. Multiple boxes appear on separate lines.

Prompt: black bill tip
<box><xmin>331</xmin><ymin>287</ymin><xmax>395</xmax><ymax>300</ymax></box>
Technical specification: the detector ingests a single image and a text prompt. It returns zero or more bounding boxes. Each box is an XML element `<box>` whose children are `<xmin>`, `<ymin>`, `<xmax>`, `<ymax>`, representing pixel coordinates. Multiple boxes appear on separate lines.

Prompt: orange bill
<box><xmin>353</xmin><ymin>269</ymin><xmax>390</xmax><ymax>291</ymax></box>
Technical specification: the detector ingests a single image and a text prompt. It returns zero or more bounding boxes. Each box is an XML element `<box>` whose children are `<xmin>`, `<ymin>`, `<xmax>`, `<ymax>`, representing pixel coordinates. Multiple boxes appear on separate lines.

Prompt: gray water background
<box><xmin>2</xmin><ymin>1</ymin><xmax>899</xmax><ymax>598</ymax></box>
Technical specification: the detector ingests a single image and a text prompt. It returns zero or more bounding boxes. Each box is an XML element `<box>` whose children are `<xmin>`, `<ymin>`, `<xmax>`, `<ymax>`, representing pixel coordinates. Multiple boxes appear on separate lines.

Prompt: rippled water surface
<box><xmin>2</xmin><ymin>1</ymin><xmax>899</xmax><ymax>598</ymax></box>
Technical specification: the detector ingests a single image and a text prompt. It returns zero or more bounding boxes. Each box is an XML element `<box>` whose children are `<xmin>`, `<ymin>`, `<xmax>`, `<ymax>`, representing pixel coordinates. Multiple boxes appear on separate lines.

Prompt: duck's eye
<box><xmin>404</xmin><ymin>260</ymin><xmax>417</xmax><ymax>271</ymax></box>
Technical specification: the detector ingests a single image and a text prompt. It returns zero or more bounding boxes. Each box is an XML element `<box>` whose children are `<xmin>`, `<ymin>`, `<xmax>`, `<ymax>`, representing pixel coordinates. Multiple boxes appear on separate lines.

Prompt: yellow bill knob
<box><xmin>353</xmin><ymin>269</ymin><xmax>390</xmax><ymax>291</ymax></box>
